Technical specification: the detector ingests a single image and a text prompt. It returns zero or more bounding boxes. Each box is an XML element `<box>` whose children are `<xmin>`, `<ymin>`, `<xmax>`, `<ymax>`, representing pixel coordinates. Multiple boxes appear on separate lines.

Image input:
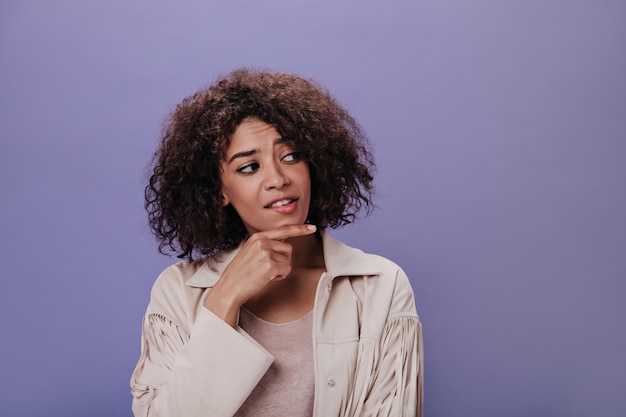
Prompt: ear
<box><xmin>222</xmin><ymin>192</ymin><xmax>230</xmax><ymax>207</ymax></box>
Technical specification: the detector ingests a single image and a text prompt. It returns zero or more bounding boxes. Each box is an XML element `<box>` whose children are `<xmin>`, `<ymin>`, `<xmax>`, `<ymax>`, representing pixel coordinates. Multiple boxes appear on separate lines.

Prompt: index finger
<box><xmin>258</xmin><ymin>224</ymin><xmax>317</xmax><ymax>241</ymax></box>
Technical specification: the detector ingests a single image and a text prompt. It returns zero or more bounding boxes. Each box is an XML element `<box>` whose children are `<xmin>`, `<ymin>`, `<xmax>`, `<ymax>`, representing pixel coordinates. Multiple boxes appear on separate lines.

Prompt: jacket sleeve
<box><xmin>347</xmin><ymin>268</ymin><xmax>424</xmax><ymax>417</ymax></box>
<box><xmin>361</xmin><ymin>314</ymin><xmax>423</xmax><ymax>416</ymax></box>
<box><xmin>130</xmin><ymin>306</ymin><xmax>274</xmax><ymax>417</ymax></box>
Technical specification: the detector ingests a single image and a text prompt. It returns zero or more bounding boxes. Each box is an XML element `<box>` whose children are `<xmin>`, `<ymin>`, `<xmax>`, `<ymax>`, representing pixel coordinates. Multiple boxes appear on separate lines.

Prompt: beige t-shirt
<box><xmin>234</xmin><ymin>307</ymin><xmax>315</xmax><ymax>417</ymax></box>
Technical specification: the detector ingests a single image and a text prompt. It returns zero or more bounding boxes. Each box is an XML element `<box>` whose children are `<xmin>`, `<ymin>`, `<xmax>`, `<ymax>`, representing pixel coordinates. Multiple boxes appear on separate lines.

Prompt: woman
<box><xmin>131</xmin><ymin>69</ymin><xmax>423</xmax><ymax>416</ymax></box>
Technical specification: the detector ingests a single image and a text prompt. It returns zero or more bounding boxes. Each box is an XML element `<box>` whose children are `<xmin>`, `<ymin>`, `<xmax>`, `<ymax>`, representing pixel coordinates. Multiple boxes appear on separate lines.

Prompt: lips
<box><xmin>267</xmin><ymin>199</ymin><xmax>295</xmax><ymax>208</ymax></box>
<box><xmin>264</xmin><ymin>196</ymin><xmax>299</xmax><ymax>209</ymax></box>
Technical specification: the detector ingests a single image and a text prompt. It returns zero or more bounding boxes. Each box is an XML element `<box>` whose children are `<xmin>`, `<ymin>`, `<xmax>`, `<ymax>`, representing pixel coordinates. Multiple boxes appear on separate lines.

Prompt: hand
<box><xmin>203</xmin><ymin>224</ymin><xmax>317</xmax><ymax>326</ymax></box>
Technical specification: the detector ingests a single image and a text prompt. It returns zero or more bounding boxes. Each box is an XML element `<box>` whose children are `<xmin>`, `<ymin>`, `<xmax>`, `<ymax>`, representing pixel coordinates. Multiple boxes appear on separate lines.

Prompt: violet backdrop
<box><xmin>1</xmin><ymin>1</ymin><xmax>625</xmax><ymax>416</ymax></box>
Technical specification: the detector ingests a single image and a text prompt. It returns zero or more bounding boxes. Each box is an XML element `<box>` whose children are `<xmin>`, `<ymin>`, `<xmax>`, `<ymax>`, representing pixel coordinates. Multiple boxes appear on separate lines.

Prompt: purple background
<box><xmin>1</xmin><ymin>1</ymin><xmax>625</xmax><ymax>416</ymax></box>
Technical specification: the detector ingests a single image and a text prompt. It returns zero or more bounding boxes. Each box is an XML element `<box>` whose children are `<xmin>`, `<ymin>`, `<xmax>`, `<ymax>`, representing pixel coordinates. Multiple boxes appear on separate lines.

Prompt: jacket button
<box><xmin>327</xmin><ymin>379</ymin><xmax>335</xmax><ymax>387</ymax></box>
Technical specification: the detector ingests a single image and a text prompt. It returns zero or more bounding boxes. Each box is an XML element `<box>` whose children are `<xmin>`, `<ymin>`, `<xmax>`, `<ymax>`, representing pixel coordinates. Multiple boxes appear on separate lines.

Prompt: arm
<box><xmin>130</xmin><ymin>307</ymin><xmax>274</xmax><ymax>417</ymax></box>
<box><xmin>347</xmin><ymin>268</ymin><xmax>424</xmax><ymax>417</ymax></box>
<box><xmin>360</xmin><ymin>314</ymin><xmax>424</xmax><ymax>416</ymax></box>
<box><xmin>130</xmin><ymin>224</ymin><xmax>317</xmax><ymax>417</ymax></box>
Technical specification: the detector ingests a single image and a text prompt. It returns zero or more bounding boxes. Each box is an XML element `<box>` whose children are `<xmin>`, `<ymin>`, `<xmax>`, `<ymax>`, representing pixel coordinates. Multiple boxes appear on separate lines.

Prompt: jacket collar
<box><xmin>185</xmin><ymin>231</ymin><xmax>380</xmax><ymax>289</ymax></box>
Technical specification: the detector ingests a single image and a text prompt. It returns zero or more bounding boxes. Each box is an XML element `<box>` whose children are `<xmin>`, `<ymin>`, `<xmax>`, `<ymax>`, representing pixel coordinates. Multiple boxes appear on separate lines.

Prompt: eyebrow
<box><xmin>227</xmin><ymin>137</ymin><xmax>293</xmax><ymax>164</ymax></box>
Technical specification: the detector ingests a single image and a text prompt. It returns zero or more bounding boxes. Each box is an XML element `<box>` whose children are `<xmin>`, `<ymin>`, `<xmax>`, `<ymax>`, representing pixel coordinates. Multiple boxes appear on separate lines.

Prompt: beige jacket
<box><xmin>131</xmin><ymin>233</ymin><xmax>424</xmax><ymax>416</ymax></box>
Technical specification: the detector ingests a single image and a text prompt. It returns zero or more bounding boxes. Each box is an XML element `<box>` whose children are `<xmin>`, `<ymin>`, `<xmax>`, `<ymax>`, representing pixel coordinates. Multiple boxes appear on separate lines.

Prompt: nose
<box><xmin>264</xmin><ymin>160</ymin><xmax>290</xmax><ymax>190</ymax></box>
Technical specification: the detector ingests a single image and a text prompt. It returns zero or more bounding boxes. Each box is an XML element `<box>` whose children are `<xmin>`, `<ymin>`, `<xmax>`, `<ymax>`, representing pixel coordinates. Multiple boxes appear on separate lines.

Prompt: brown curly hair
<box><xmin>146</xmin><ymin>68</ymin><xmax>375</xmax><ymax>260</ymax></box>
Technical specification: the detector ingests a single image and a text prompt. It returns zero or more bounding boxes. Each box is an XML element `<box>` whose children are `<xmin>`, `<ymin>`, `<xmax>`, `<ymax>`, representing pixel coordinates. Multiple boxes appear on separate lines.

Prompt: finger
<box><xmin>259</xmin><ymin>224</ymin><xmax>317</xmax><ymax>241</ymax></box>
<box><xmin>255</xmin><ymin>252</ymin><xmax>291</xmax><ymax>279</ymax></box>
<box><xmin>268</xmin><ymin>248</ymin><xmax>291</xmax><ymax>265</ymax></box>
<box><xmin>270</xmin><ymin>262</ymin><xmax>293</xmax><ymax>281</ymax></box>
<box><xmin>246</xmin><ymin>236</ymin><xmax>293</xmax><ymax>257</ymax></box>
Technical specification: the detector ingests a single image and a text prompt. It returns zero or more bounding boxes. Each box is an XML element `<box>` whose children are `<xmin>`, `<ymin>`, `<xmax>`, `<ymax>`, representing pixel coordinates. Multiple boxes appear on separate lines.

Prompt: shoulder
<box><xmin>145</xmin><ymin>258</ymin><xmax>209</xmax><ymax>327</ymax></box>
<box><xmin>327</xmin><ymin>234</ymin><xmax>412</xmax><ymax>294</ymax></box>
<box><xmin>329</xmin><ymin>247</ymin><xmax>419</xmax><ymax>340</ymax></box>
<box><xmin>369</xmin><ymin>253</ymin><xmax>414</xmax><ymax>293</ymax></box>
<box><xmin>365</xmin><ymin>252</ymin><xmax>405</xmax><ymax>277</ymax></box>
<box><xmin>363</xmin><ymin>253</ymin><xmax>417</xmax><ymax>317</ymax></box>
<box><xmin>150</xmin><ymin>258</ymin><xmax>207</xmax><ymax>296</ymax></box>
<box><xmin>324</xmin><ymin>234</ymin><xmax>417</xmax><ymax>317</ymax></box>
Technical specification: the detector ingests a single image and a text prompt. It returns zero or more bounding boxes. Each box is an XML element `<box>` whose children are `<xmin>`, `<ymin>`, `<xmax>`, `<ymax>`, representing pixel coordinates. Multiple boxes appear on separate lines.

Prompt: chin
<box><xmin>243</xmin><ymin>212</ymin><xmax>309</xmax><ymax>234</ymax></box>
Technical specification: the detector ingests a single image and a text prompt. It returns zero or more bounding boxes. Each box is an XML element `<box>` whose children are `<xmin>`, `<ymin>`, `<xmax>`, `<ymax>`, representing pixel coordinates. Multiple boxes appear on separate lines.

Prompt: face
<box><xmin>220</xmin><ymin>118</ymin><xmax>311</xmax><ymax>235</ymax></box>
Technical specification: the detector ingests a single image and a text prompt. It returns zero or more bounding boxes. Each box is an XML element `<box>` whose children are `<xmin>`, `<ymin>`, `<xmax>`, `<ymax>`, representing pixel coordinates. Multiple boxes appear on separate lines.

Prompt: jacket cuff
<box><xmin>168</xmin><ymin>307</ymin><xmax>274</xmax><ymax>415</ymax></box>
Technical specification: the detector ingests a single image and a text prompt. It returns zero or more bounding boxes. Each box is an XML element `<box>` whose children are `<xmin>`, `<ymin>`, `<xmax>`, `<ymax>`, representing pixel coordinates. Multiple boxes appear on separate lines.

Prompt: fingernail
<box><xmin>307</xmin><ymin>225</ymin><xmax>316</xmax><ymax>231</ymax></box>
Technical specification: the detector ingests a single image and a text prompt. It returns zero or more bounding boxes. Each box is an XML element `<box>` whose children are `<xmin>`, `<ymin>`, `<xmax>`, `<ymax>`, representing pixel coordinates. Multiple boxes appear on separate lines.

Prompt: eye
<box><xmin>236</xmin><ymin>162</ymin><xmax>260</xmax><ymax>174</ymax></box>
<box><xmin>281</xmin><ymin>151</ymin><xmax>301</xmax><ymax>163</ymax></box>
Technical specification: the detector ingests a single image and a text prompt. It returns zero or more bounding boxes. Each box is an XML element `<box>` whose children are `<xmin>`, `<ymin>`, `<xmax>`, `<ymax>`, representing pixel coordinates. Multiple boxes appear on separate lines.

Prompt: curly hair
<box><xmin>146</xmin><ymin>68</ymin><xmax>375</xmax><ymax>260</ymax></box>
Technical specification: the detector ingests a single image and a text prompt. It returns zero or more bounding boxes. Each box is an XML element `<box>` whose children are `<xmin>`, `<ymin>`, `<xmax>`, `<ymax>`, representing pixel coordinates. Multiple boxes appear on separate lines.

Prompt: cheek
<box><xmin>299</xmin><ymin>165</ymin><xmax>312</xmax><ymax>188</ymax></box>
<box><xmin>221</xmin><ymin>179</ymin><xmax>257</xmax><ymax>209</ymax></box>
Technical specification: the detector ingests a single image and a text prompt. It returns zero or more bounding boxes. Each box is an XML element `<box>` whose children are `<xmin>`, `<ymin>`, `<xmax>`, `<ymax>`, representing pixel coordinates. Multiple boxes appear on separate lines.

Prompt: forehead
<box><xmin>224</xmin><ymin>119</ymin><xmax>292</xmax><ymax>154</ymax></box>
<box><xmin>233</xmin><ymin>118</ymin><xmax>278</xmax><ymax>139</ymax></box>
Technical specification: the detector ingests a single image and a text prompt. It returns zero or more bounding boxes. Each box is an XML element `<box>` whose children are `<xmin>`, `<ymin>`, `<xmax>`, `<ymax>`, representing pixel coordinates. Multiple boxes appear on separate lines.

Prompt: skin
<box><xmin>220</xmin><ymin>118</ymin><xmax>311</xmax><ymax>234</ymax></box>
<box><xmin>204</xmin><ymin>118</ymin><xmax>326</xmax><ymax>326</ymax></box>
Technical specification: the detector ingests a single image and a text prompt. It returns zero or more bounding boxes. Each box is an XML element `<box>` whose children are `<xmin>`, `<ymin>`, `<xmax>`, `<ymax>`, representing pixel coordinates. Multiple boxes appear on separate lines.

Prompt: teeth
<box><xmin>269</xmin><ymin>199</ymin><xmax>294</xmax><ymax>208</ymax></box>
